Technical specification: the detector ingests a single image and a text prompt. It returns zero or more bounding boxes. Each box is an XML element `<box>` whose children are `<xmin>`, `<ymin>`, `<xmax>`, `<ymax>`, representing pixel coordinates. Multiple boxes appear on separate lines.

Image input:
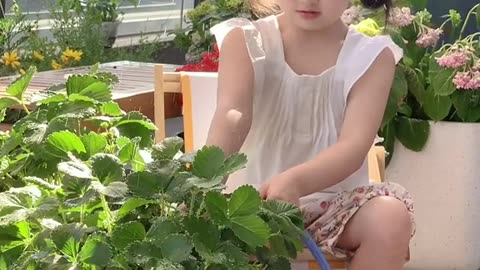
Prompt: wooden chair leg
<box><xmin>154</xmin><ymin>64</ymin><xmax>165</xmax><ymax>143</ymax></box>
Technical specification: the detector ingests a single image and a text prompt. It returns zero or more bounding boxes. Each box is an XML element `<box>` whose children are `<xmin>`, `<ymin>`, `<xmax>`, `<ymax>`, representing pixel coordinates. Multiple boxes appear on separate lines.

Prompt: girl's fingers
<box><xmin>259</xmin><ymin>183</ymin><xmax>268</xmax><ymax>199</ymax></box>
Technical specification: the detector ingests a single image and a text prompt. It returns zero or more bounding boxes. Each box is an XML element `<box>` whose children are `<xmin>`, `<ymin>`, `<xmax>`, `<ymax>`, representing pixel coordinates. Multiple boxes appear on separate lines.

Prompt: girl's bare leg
<box><xmin>337</xmin><ymin>196</ymin><xmax>412</xmax><ymax>270</ymax></box>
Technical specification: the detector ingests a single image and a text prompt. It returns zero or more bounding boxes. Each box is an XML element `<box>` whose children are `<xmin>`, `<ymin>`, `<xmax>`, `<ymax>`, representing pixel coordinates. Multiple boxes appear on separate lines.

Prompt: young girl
<box><xmin>206</xmin><ymin>0</ymin><xmax>415</xmax><ymax>269</ymax></box>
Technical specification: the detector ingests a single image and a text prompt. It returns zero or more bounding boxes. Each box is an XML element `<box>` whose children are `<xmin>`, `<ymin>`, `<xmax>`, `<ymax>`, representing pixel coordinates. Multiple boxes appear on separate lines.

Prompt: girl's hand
<box><xmin>259</xmin><ymin>172</ymin><xmax>302</xmax><ymax>207</ymax></box>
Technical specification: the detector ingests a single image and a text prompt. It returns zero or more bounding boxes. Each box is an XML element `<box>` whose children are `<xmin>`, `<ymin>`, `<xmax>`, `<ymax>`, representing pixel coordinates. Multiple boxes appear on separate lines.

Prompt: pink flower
<box><xmin>452</xmin><ymin>72</ymin><xmax>470</xmax><ymax>89</ymax></box>
<box><xmin>436</xmin><ymin>48</ymin><xmax>471</xmax><ymax>69</ymax></box>
<box><xmin>453</xmin><ymin>71</ymin><xmax>480</xmax><ymax>90</ymax></box>
<box><xmin>342</xmin><ymin>6</ymin><xmax>363</xmax><ymax>25</ymax></box>
<box><xmin>389</xmin><ymin>7</ymin><xmax>415</xmax><ymax>27</ymax></box>
<box><xmin>416</xmin><ymin>28</ymin><xmax>443</xmax><ymax>48</ymax></box>
<box><xmin>468</xmin><ymin>72</ymin><xmax>480</xmax><ymax>89</ymax></box>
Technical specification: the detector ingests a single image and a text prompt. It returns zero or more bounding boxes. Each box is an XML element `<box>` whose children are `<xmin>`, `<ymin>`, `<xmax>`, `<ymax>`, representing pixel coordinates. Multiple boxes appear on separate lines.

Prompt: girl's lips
<box><xmin>297</xmin><ymin>10</ymin><xmax>322</xmax><ymax>20</ymax></box>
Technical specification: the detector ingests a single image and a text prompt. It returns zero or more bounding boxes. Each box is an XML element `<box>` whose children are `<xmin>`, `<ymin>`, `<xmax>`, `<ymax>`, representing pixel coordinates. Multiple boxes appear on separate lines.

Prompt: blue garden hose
<box><xmin>301</xmin><ymin>231</ymin><xmax>332</xmax><ymax>270</ymax></box>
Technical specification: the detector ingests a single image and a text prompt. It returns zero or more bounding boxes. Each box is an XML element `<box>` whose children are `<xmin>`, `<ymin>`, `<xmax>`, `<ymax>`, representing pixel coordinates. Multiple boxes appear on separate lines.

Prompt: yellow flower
<box><xmin>61</xmin><ymin>55</ymin><xmax>70</xmax><ymax>65</ymax></box>
<box><xmin>1</xmin><ymin>51</ymin><xmax>21</xmax><ymax>69</ymax></box>
<box><xmin>33</xmin><ymin>51</ymin><xmax>45</xmax><ymax>61</ymax></box>
<box><xmin>51</xmin><ymin>60</ymin><xmax>62</xmax><ymax>70</ymax></box>
<box><xmin>353</xmin><ymin>18</ymin><xmax>382</xmax><ymax>37</ymax></box>
<box><xmin>62</xmin><ymin>48</ymin><xmax>83</xmax><ymax>62</ymax></box>
<box><xmin>72</xmin><ymin>50</ymin><xmax>83</xmax><ymax>62</ymax></box>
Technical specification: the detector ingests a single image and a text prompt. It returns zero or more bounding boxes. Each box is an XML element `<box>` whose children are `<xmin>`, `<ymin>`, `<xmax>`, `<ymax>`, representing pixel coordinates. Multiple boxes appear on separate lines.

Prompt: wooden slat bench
<box><xmin>0</xmin><ymin>61</ymin><xmax>183</xmax><ymax>127</ymax></box>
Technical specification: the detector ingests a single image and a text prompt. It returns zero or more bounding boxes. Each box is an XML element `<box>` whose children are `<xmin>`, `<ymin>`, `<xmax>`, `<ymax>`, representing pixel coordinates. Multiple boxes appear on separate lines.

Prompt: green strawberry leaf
<box><xmin>111</xmin><ymin>221</ymin><xmax>146</xmax><ymax>250</ymax></box>
<box><xmin>230</xmin><ymin>215</ymin><xmax>270</xmax><ymax>247</ymax></box>
<box><xmin>205</xmin><ymin>191</ymin><xmax>229</xmax><ymax>224</ymax></box>
<box><xmin>6</xmin><ymin>66</ymin><xmax>36</xmax><ymax>100</ymax></box>
<box><xmin>79</xmin><ymin>239</ymin><xmax>112</xmax><ymax>266</ymax></box>
<box><xmin>157</xmin><ymin>234</ymin><xmax>193</xmax><ymax>263</ymax></box>
<box><xmin>147</xmin><ymin>218</ymin><xmax>179</xmax><ymax>242</ymax></box>
<box><xmin>46</xmin><ymin>131</ymin><xmax>86</xmax><ymax>157</ymax></box>
<box><xmin>90</xmin><ymin>181</ymin><xmax>128</xmax><ymax>198</ymax></box>
<box><xmin>152</xmin><ymin>137</ymin><xmax>184</xmax><ymax>160</ymax></box>
<box><xmin>229</xmin><ymin>185</ymin><xmax>260</xmax><ymax>217</ymax></box>
<box><xmin>192</xmin><ymin>146</ymin><xmax>224</xmax><ymax>179</ymax></box>
<box><xmin>81</xmin><ymin>132</ymin><xmax>108</xmax><ymax>158</ymax></box>
<box><xmin>90</xmin><ymin>153</ymin><xmax>124</xmax><ymax>184</ymax></box>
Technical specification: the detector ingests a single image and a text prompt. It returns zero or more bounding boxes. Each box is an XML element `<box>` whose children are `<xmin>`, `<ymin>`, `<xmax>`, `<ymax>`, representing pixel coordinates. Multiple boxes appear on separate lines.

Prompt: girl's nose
<box><xmin>298</xmin><ymin>0</ymin><xmax>320</xmax><ymax>8</ymax></box>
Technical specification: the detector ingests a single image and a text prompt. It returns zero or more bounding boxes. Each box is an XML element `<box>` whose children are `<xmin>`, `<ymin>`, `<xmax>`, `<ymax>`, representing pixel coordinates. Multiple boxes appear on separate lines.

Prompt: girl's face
<box><xmin>276</xmin><ymin>0</ymin><xmax>349</xmax><ymax>31</ymax></box>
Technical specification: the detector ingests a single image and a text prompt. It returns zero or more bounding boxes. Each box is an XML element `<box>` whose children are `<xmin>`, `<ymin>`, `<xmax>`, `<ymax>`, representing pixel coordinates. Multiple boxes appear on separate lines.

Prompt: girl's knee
<box><xmin>362</xmin><ymin>196</ymin><xmax>412</xmax><ymax>245</ymax></box>
<box><xmin>337</xmin><ymin>196</ymin><xmax>412</xmax><ymax>252</ymax></box>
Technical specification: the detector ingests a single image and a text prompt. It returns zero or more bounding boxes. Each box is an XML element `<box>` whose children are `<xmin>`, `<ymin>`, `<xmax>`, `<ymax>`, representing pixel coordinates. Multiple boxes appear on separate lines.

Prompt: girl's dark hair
<box><xmin>360</xmin><ymin>0</ymin><xmax>392</xmax><ymax>18</ymax></box>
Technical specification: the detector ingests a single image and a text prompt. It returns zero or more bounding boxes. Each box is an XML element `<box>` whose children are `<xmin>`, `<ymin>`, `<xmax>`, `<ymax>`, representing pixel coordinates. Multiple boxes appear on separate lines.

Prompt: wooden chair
<box><xmin>154</xmin><ymin>64</ymin><xmax>387</xmax><ymax>270</ymax></box>
<box><xmin>154</xmin><ymin>64</ymin><xmax>217</xmax><ymax>149</ymax></box>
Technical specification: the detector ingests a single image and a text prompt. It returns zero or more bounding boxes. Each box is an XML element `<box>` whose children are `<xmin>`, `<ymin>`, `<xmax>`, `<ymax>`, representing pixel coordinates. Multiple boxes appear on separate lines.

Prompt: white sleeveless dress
<box><xmin>211</xmin><ymin>15</ymin><xmax>415</xmax><ymax>257</ymax></box>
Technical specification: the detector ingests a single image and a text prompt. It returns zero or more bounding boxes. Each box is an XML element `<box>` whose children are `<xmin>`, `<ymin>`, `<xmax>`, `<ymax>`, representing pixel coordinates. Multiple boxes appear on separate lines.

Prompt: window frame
<box><xmin>1</xmin><ymin>0</ymin><xmax>6</xmax><ymax>19</ymax></box>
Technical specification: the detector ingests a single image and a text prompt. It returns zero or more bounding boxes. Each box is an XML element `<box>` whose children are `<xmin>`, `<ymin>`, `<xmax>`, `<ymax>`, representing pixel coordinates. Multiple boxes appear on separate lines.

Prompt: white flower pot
<box><xmin>386</xmin><ymin>121</ymin><xmax>480</xmax><ymax>270</ymax></box>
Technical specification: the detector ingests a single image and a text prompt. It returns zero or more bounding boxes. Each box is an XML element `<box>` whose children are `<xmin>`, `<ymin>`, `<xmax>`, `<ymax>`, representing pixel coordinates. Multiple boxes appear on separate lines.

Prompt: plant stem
<box><xmin>196</xmin><ymin>196</ymin><xmax>205</xmax><ymax>218</ymax></box>
<box><xmin>78</xmin><ymin>189</ymin><xmax>87</xmax><ymax>223</ymax></box>
<box><xmin>80</xmin><ymin>204</ymin><xmax>85</xmax><ymax>224</ymax></box>
<box><xmin>189</xmin><ymin>190</ymin><xmax>197</xmax><ymax>217</ymax></box>
<box><xmin>161</xmin><ymin>200</ymin><xmax>177</xmax><ymax>217</ymax></box>
<box><xmin>459</xmin><ymin>4</ymin><xmax>480</xmax><ymax>40</ymax></box>
<box><xmin>160</xmin><ymin>196</ymin><xmax>170</xmax><ymax>217</ymax></box>
<box><xmin>55</xmin><ymin>174</ymin><xmax>62</xmax><ymax>187</ymax></box>
<box><xmin>100</xmin><ymin>195</ymin><xmax>113</xmax><ymax>234</ymax></box>
<box><xmin>466</xmin><ymin>32</ymin><xmax>480</xmax><ymax>43</ymax></box>
<box><xmin>59</xmin><ymin>204</ymin><xmax>67</xmax><ymax>223</ymax></box>
<box><xmin>77</xmin><ymin>120</ymin><xmax>82</xmax><ymax>136</ymax></box>
<box><xmin>4</xmin><ymin>173</ymin><xmax>14</xmax><ymax>189</ymax></box>
<box><xmin>439</xmin><ymin>18</ymin><xmax>452</xmax><ymax>31</ymax></box>
<box><xmin>21</xmin><ymin>102</ymin><xmax>30</xmax><ymax>115</ymax></box>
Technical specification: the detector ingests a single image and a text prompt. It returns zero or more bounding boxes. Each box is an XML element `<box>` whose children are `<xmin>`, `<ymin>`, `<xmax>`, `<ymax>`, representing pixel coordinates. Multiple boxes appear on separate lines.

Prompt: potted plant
<box><xmin>0</xmin><ymin>66</ymin><xmax>306</xmax><ymax>269</ymax></box>
<box><xmin>349</xmin><ymin>1</ymin><xmax>480</xmax><ymax>268</ymax></box>
<box><xmin>173</xmin><ymin>0</ymin><xmax>250</xmax><ymax>63</ymax></box>
<box><xmin>80</xmin><ymin>0</ymin><xmax>138</xmax><ymax>48</ymax></box>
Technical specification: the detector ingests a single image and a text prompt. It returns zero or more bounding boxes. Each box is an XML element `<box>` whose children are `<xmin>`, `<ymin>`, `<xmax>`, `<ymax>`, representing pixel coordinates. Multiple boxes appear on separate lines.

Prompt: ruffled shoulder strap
<box><xmin>210</xmin><ymin>17</ymin><xmax>266</xmax><ymax>64</ymax></box>
<box><xmin>210</xmin><ymin>17</ymin><xmax>270</xmax><ymax>94</ymax></box>
<box><xmin>336</xmin><ymin>29</ymin><xmax>404</xmax><ymax>100</ymax></box>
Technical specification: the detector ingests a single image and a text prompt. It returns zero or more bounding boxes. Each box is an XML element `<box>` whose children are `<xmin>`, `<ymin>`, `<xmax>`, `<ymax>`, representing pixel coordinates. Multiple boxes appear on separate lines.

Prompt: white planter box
<box><xmin>386</xmin><ymin>121</ymin><xmax>480</xmax><ymax>270</ymax></box>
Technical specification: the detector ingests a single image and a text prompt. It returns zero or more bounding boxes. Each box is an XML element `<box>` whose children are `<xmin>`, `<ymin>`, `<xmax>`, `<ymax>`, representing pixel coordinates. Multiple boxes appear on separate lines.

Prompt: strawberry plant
<box><xmin>0</xmin><ymin>66</ymin><xmax>305</xmax><ymax>269</ymax></box>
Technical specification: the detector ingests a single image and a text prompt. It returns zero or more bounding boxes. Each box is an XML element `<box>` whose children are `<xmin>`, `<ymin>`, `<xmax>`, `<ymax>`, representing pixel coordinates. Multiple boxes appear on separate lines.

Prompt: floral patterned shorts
<box><xmin>301</xmin><ymin>182</ymin><xmax>415</xmax><ymax>259</ymax></box>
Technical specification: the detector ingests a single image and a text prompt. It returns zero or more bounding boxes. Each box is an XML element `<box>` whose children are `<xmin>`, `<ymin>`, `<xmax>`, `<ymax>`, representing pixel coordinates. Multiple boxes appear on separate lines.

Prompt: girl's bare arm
<box><xmin>205</xmin><ymin>28</ymin><xmax>255</xmax><ymax>156</ymax></box>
